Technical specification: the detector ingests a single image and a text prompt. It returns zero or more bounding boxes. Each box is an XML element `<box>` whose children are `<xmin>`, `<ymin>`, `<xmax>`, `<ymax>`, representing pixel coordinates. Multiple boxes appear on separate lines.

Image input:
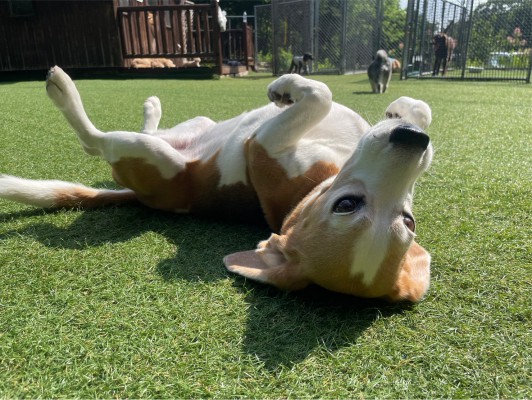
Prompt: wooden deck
<box><xmin>0</xmin><ymin>0</ymin><xmax>255</xmax><ymax>77</ymax></box>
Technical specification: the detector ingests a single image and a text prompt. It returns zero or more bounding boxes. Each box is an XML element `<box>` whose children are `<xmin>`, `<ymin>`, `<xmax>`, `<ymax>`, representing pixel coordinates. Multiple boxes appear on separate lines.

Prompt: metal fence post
<box><xmin>527</xmin><ymin>52</ymin><xmax>532</xmax><ymax>83</ymax></box>
<box><xmin>401</xmin><ymin>0</ymin><xmax>415</xmax><ymax>80</ymax></box>
<box><xmin>340</xmin><ymin>0</ymin><xmax>347</xmax><ymax>74</ymax></box>
<box><xmin>460</xmin><ymin>0</ymin><xmax>475</xmax><ymax>80</ymax></box>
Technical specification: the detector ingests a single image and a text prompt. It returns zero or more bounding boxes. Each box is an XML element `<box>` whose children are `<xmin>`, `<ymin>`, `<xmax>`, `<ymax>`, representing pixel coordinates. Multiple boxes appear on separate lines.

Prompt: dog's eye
<box><xmin>332</xmin><ymin>196</ymin><xmax>365</xmax><ymax>215</ymax></box>
<box><xmin>403</xmin><ymin>214</ymin><xmax>416</xmax><ymax>232</ymax></box>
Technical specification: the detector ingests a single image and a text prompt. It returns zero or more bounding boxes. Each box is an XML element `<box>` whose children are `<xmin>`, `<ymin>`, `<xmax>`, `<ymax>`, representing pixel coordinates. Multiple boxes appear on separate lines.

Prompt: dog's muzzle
<box><xmin>389</xmin><ymin>125</ymin><xmax>430</xmax><ymax>150</ymax></box>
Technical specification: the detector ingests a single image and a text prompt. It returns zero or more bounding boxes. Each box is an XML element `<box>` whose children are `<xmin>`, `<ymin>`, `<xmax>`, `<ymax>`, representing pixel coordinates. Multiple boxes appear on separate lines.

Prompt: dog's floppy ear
<box><xmin>387</xmin><ymin>241</ymin><xmax>431</xmax><ymax>302</ymax></box>
<box><xmin>224</xmin><ymin>233</ymin><xmax>310</xmax><ymax>291</ymax></box>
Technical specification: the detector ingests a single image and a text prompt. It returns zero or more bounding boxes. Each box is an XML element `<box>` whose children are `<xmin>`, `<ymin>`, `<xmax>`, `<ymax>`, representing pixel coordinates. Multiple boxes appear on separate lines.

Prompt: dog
<box><xmin>131</xmin><ymin>57</ymin><xmax>201</xmax><ymax>69</ymax></box>
<box><xmin>131</xmin><ymin>58</ymin><xmax>177</xmax><ymax>68</ymax></box>
<box><xmin>288</xmin><ymin>53</ymin><xmax>313</xmax><ymax>75</ymax></box>
<box><xmin>432</xmin><ymin>32</ymin><xmax>456</xmax><ymax>76</ymax></box>
<box><xmin>367</xmin><ymin>50</ymin><xmax>393</xmax><ymax>94</ymax></box>
<box><xmin>0</xmin><ymin>67</ymin><xmax>433</xmax><ymax>302</ymax></box>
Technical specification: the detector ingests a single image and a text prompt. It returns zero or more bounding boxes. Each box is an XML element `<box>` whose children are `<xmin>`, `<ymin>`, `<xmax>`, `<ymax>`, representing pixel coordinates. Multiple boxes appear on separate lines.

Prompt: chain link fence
<box><xmin>255</xmin><ymin>0</ymin><xmax>405</xmax><ymax>75</ymax></box>
<box><xmin>404</xmin><ymin>0</ymin><xmax>532</xmax><ymax>81</ymax></box>
<box><xmin>254</xmin><ymin>0</ymin><xmax>532</xmax><ymax>82</ymax></box>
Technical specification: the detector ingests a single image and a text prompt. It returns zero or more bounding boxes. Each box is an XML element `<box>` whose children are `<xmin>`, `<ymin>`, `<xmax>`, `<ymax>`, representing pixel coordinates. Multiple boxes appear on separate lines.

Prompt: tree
<box><xmin>470</xmin><ymin>0</ymin><xmax>531</xmax><ymax>63</ymax></box>
<box><xmin>381</xmin><ymin>0</ymin><xmax>407</xmax><ymax>59</ymax></box>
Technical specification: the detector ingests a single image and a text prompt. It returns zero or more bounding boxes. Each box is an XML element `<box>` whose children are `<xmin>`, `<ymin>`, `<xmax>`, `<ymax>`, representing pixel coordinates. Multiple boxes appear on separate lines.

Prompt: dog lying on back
<box><xmin>367</xmin><ymin>50</ymin><xmax>393</xmax><ymax>94</ymax></box>
<box><xmin>0</xmin><ymin>67</ymin><xmax>434</xmax><ymax>302</ymax></box>
<box><xmin>288</xmin><ymin>53</ymin><xmax>313</xmax><ymax>75</ymax></box>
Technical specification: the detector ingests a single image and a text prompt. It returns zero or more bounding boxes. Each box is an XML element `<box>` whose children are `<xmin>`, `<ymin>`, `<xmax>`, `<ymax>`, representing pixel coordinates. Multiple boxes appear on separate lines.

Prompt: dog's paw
<box><xmin>386</xmin><ymin>97</ymin><xmax>432</xmax><ymax>130</ymax></box>
<box><xmin>144</xmin><ymin>96</ymin><xmax>162</xmax><ymax>119</ymax></box>
<box><xmin>142</xmin><ymin>96</ymin><xmax>162</xmax><ymax>134</ymax></box>
<box><xmin>45</xmin><ymin>66</ymin><xmax>74</xmax><ymax>108</ymax></box>
<box><xmin>268</xmin><ymin>90</ymin><xmax>294</xmax><ymax>106</ymax></box>
<box><xmin>267</xmin><ymin>74</ymin><xmax>308</xmax><ymax>107</ymax></box>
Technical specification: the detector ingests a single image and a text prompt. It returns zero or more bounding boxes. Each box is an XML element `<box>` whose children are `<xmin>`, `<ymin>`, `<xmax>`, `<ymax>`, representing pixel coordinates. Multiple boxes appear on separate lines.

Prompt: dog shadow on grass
<box><xmin>0</xmin><ymin>203</ymin><xmax>265</xmax><ymax>281</ymax></box>
<box><xmin>231</xmin><ymin>281</ymin><xmax>409</xmax><ymax>369</ymax></box>
<box><xmin>0</xmin><ymin>200</ymin><xmax>409</xmax><ymax>370</ymax></box>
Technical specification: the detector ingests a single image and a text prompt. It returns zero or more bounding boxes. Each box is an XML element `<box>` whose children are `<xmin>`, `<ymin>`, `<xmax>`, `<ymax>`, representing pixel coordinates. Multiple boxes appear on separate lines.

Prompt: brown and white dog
<box><xmin>0</xmin><ymin>67</ymin><xmax>434</xmax><ymax>302</ymax></box>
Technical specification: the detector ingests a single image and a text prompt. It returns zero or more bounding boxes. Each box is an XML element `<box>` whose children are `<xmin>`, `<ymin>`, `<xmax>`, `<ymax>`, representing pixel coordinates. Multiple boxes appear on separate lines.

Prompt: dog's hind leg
<box><xmin>46</xmin><ymin>66</ymin><xmax>191</xmax><ymax>211</ymax></box>
<box><xmin>288</xmin><ymin>61</ymin><xmax>295</xmax><ymax>74</ymax></box>
<box><xmin>46</xmin><ymin>66</ymin><xmax>105</xmax><ymax>156</ymax></box>
<box><xmin>46</xmin><ymin>66</ymin><xmax>186</xmax><ymax>167</ymax></box>
<box><xmin>369</xmin><ymin>79</ymin><xmax>377</xmax><ymax>93</ymax></box>
<box><xmin>141</xmin><ymin>95</ymin><xmax>216</xmax><ymax>142</ymax></box>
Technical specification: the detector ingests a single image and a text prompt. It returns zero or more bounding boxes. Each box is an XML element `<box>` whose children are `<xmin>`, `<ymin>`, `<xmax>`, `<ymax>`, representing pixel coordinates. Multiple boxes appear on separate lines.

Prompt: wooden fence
<box><xmin>0</xmin><ymin>0</ymin><xmax>122</xmax><ymax>72</ymax></box>
<box><xmin>117</xmin><ymin>2</ymin><xmax>223</xmax><ymax>73</ymax></box>
<box><xmin>0</xmin><ymin>0</ymin><xmax>255</xmax><ymax>76</ymax></box>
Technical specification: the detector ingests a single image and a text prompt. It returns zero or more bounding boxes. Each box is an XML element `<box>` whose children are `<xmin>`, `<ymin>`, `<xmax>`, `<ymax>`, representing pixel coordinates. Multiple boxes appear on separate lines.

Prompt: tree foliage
<box><xmin>470</xmin><ymin>0</ymin><xmax>531</xmax><ymax>62</ymax></box>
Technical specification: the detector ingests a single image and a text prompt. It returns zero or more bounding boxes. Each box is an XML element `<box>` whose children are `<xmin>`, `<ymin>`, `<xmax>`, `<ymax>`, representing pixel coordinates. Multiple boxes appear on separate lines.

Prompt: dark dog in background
<box><xmin>288</xmin><ymin>53</ymin><xmax>313</xmax><ymax>75</ymax></box>
<box><xmin>367</xmin><ymin>50</ymin><xmax>392</xmax><ymax>94</ymax></box>
<box><xmin>432</xmin><ymin>32</ymin><xmax>456</xmax><ymax>76</ymax></box>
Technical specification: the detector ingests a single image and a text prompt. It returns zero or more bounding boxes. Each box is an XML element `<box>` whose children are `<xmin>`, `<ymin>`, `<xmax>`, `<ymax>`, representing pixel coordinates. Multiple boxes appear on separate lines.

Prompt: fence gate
<box><xmin>403</xmin><ymin>0</ymin><xmax>532</xmax><ymax>82</ymax></box>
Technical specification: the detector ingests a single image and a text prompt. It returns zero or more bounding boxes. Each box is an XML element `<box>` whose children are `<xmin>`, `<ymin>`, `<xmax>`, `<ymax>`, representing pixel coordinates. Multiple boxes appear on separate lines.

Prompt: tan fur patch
<box><xmin>246</xmin><ymin>140</ymin><xmax>339</xmax><ymax>231</ymax></box>
<box><xmin>111</xmin><ymin>154</ymin><xmax>261</xmax><ymax>220</ymax></box>
<box><xmin>387</xmin><ymin>241</ymin><xmax>430</xmax><ymax>302</ymax></box>
<box><xmin>275</xmin><ymin>187</ymin><xmax>428</xmax><ymax>300</ymax></box>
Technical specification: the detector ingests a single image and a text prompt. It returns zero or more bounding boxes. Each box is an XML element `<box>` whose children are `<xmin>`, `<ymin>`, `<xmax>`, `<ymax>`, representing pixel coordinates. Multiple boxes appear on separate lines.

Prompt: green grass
<box><xmin>0</xmin><ymin>73</ymin><xmax>530</xmax><ymax>398</ymax></box>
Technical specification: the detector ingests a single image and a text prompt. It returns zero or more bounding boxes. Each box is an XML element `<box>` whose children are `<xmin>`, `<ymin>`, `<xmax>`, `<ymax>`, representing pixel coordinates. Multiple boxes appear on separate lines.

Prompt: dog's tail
<box><xmin>0</xmin><ymin>175</ymin><xmax>138</xmax><ymax>209</ymax></box>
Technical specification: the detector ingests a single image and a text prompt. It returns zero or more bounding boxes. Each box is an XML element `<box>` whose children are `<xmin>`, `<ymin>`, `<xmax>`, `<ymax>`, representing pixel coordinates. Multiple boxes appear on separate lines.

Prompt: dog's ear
<box><xmin>223</xmin><ymin>233</ymin><xmax>310</xmax><ymax>291</ymax></box>
<box><xmin>387</xmin><ymin>241</ymin><xmax>431</xmax><ymax>302</ymax></box>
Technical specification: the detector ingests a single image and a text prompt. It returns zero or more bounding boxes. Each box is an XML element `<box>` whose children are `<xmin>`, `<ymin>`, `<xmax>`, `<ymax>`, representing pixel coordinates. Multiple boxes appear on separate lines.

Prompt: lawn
<box><xmin>0</xmin><ymin>72</ymin><xmax>530</xmax><ymax>398</ymax></box>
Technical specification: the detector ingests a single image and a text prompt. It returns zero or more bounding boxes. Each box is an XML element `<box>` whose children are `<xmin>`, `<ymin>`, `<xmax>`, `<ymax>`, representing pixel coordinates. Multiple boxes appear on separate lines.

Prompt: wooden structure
<box><xmin>0</xmin><ymin>0</ymin><xmax>122</xmax><ymax>71</ymax></box>
<box><xmin>118</xmin><ymin>2</ymin><xmax>223</xmax><ymax>69</ymax></box>
<box><xmin>221</xmin><ymin>23</ymin><xmax>255</xmax><ymax>75</ymax></box>
<box><xmin>0</xmin><ymin>0</ymin><xmax>254</xmax><ymax>77</ymax></box>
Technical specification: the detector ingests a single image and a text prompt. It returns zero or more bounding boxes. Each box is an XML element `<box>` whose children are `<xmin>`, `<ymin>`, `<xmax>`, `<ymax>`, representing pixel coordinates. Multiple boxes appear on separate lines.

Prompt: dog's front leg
<box><xmin>247</xmin><ymin>75</ymin><xmax>334</xmax><ymax>230</ymax></box>
<box><xmin>252</xmin><ymin>74</ymin><xmax>332</xmax><ymax>155</ymax></box>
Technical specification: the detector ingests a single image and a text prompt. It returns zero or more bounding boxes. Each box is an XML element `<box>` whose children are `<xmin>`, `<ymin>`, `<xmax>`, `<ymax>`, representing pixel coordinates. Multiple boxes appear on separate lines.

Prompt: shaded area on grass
<box><xmin>235</xmin><ymin>282</ymin><xmax>410</xmax><ymax>369</ymax></box>
<box><xmin>0</xmin><ymin>203</ymin><xmax>408</xmax><ymax>370</ymax></box>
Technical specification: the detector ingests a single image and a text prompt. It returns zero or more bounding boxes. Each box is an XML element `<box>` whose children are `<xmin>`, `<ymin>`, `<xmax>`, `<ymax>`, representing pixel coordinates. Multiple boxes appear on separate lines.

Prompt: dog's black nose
<box><xmin>389</xmin><ymin>125</ymin><xmax>430</xmax><ymax>150</ymax></box>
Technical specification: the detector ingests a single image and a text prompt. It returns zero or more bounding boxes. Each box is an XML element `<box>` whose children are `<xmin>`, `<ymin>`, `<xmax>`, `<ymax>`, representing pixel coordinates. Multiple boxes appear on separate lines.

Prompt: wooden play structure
<box><xmin>0</xmin><ymin>0</ymin><xmax>255</xmax><ymax>77</ymax></box>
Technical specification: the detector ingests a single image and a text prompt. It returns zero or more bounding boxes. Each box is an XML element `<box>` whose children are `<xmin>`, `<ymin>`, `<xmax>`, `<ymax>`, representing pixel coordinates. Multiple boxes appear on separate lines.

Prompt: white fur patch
<box><xmin>350</xmin><ymin>221</ymin><xmax>389</xmax><ymax>285</ymax></box>
<box><xmin>269</xmin><ymin>103</ymin><xmax>370</xmax><ymax>179</ymax></box>
<box><xmin>101</xmin><ymin>132</ymin><xmax>186</xmax><ymax>179</ymax></box>
<box><xmin>213</xmin><ymin>108</ymin><xmax>277</xmax><ymax>186</ymax></box>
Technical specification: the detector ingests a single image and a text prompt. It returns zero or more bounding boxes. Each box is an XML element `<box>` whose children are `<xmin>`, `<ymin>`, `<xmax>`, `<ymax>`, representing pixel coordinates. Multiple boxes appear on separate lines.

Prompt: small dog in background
<box><xmin>367</xmin><ymin>50</ymin><xmax>392</xmax><ymax>94</ymax></box>
<box><xmin>288</xmin><ymin>53</ymin><xmax>313</xmax><ymax>75</ymax></box>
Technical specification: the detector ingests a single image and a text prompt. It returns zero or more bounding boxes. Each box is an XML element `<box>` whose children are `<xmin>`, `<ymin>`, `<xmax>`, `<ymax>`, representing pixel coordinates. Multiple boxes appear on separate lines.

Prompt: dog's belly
<box><xmin>111</xmin><ymin>153</ymin><xmax>263</xmax><ymax>221</ymax></box>
<box><xmin>117</xmin><ymin>101</ymin><xmax>369</xmax><ymax>223</ymax></box>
